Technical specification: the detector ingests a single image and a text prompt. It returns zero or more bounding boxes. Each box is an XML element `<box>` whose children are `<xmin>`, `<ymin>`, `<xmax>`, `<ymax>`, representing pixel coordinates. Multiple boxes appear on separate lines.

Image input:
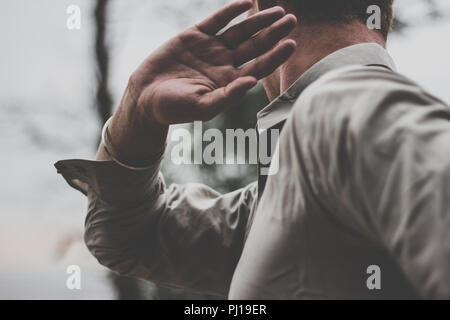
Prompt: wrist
<box><xmin>128</xmin><ymin>73</ymin><xmax>168</xmax><ymax>129</ymax></box>
<box><xmin>105</xmin><ymin>79</ymin><xmax>168</xmax><ymax>164</ymax></box>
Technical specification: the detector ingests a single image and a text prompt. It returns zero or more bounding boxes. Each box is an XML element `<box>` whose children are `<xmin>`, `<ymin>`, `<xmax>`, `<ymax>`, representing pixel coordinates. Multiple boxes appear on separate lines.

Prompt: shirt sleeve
<box><xmin>294</xmin><ymin>66</ymin><xmax>450</xmax><ymax>299</ymax></box>
<box><xmin>55</xmin><ymin>154</ymin><xmax>257</xmax><ymax>296</ymax></box>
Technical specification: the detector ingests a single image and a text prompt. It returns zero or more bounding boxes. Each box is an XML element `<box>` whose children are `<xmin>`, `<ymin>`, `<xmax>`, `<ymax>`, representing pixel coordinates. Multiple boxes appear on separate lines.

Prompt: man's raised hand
<box><xmin>131</xmin><ymin>0</ymin><xmax>297</xmax><ymax>125</ymax></box>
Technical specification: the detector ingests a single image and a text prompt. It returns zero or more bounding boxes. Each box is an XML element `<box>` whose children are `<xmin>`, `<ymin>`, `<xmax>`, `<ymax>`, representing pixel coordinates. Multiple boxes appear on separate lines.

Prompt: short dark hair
<box><xmin>284</xmin><ymin>0</ymin><xmax>394</xmax><ymax>39</ymax></box>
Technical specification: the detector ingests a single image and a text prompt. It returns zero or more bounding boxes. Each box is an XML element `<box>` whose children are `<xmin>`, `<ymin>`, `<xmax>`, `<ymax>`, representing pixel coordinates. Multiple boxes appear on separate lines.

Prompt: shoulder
<box><xmin>291</xmin><ymin>65</ymin><xmax>448</xmax><ymax>130</ymax></box>
<box><xmin>296</xmin><ymin>65</ymin><xmax>425</xmax><ymax>111</ymax></box>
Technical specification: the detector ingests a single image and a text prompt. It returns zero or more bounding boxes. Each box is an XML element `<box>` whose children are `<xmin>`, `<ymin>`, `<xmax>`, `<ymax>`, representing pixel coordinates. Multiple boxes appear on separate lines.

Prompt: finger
<box><xmin>240</xmin><ymin>39</ymin><xmax>296</xmax><ymax>79</ymax></box>
<box><xmin>219</xmin><ymin>6</ymin><xmax>286</xmax><ymax>48</ymax></box>
<box><xmin>196</xmin><ymin>0</ymin><xmax>253</xmax><ymax>36</ymax></box>
<box><xmin>233</xmin><ymin>14</ymin><xmax>297</xmax><ymax>67</ymax></box>
<box><xmin>196</xmin><ymin>76</ymin><xmax>258</xmax><ymax>120</ymax></box>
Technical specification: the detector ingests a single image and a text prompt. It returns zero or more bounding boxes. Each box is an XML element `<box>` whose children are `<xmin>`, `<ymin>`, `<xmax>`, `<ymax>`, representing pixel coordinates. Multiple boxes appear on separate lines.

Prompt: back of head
<box><xmin>260</xmin><ymin>0</ymin><xmax>394</xmax><ymax>40</ymax></box>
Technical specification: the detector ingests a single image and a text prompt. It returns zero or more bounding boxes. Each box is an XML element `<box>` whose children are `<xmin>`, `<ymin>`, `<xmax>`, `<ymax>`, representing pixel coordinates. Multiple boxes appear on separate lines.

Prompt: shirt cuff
<box><xmin>54</xmin><ymin>155</ymin><xmax>163</xmax><ymax>206</ymax></box>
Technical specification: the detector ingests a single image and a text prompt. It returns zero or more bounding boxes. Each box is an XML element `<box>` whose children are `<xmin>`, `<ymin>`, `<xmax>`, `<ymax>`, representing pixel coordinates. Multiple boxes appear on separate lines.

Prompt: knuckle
<box><xmin>180</xmin><ymin>27</ymin><xmax>201</xmax><ymax>43</ymax></box>
<box><xmin>251</xmin><ymin>61</ymin><xmax>262</xmax><ymax>78</ymax></box>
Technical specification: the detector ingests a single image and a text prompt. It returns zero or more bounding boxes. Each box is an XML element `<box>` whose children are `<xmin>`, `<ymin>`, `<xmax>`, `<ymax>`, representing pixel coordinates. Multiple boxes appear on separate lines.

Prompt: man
<box><xmin>56</xmin><ymin>0</ymin><xmax>450</xmax><ymax>299</ymax></box>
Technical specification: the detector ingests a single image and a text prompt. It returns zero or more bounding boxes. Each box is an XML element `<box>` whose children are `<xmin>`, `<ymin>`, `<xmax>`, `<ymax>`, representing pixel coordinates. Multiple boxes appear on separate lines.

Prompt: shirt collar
<box><xmin>256</xmin><ymin>42</ymin><xmax>397</xmax><ymax>131</ymax></box>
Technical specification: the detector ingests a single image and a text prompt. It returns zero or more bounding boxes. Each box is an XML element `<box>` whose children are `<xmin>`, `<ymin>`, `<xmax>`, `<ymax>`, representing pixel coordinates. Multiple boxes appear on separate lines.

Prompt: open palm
<box><xmin>131</xmin><ymin>0</ymin><xmax>297</xmax><ymax>125</ymax></box>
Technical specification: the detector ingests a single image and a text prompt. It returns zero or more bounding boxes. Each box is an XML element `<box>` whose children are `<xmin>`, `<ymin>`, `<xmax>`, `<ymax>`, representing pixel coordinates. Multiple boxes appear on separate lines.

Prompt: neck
<box><xmin>266</xmin><ymin>22</ymin><xmax>386</xmax><ymax>98</ymax></box>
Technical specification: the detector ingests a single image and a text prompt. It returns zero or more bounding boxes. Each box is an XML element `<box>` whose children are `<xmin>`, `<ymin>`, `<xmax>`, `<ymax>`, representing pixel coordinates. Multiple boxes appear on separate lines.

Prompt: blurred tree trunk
<box><xmin>93</xmin><ymin>0</ymin><xmax>143</xmax><ymax>300</ymax></box>
<box><xmin>94</xmin><ymin>0</ymin><xmax>113</xmax><ymax>125</ymax></box>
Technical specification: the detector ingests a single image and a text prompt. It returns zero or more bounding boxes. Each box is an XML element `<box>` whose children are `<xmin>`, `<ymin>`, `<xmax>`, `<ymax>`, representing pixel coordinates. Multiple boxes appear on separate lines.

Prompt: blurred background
<box><xmin>0</xmin><ymin>0</ymin><xmax>449</xmax><ymax>299</ymax></box>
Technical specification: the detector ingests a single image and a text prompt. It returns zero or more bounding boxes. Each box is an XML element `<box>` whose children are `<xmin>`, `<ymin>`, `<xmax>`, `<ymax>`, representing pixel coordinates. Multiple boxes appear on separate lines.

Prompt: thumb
<box><xmin>197</xmin><ymin>76</ymin><xmax>258</xmax><ymax>120</ymax></box>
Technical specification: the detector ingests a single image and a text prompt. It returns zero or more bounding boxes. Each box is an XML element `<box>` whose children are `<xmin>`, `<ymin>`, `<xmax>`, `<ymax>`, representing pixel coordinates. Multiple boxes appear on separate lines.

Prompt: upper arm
<box><xmin>293</xmin><ymin>66</ymin><xmax>450</xmax><ymax>298</ymax></box>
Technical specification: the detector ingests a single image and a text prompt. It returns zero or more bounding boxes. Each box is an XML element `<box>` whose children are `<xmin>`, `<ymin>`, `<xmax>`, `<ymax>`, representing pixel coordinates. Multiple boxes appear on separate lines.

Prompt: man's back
<box><xmin>231</xmin><ymin>64</ymin><xmax>450</xmax><ymax>299</ymax></box>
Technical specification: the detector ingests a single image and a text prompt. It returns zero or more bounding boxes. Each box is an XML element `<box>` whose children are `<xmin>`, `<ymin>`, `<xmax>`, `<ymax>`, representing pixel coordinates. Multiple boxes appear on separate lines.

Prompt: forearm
<box><xmin>83</xmin><ymin>170</ymin><xmax>258</xmax><ymax>295</ymax></box>
<box><xmin>96</xmin><ymin>78</ymin><xmax>169</xmax><ymax>164</ymax></box>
